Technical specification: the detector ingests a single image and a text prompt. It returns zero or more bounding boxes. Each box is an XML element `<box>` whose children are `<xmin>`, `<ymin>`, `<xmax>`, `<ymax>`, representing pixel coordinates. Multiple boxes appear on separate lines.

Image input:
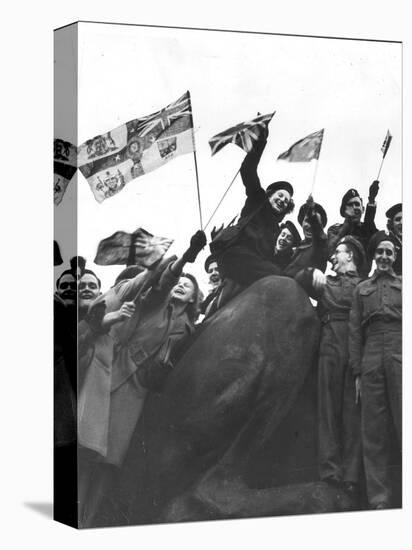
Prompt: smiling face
<box><xmin>170</xmin><ymin>276</ymin><xmax>196</xmax><ymax>304</ymax></box>
<box><xmin>374</xmin><ymin>240</ymin><xmax>396</xmax><ymax>273</ymax></box>
<box><xmin>275</xmin><ymin>227</ymin><xmax>294</xmax><ymax>253</ymax></box>
<box><xmin>344</xmin><ymin>197</ymin><xmax>364</xmax><ymax>223</ymax></box>
<box><xmin>207</xmin><ymin>261</ymin><xmax>221</xmax><ymax>289</ymax></box>
<box><xmin>56</xmin><ymin>273</ymin><xmax>77</xmax><ymax>306</ymax></box>
<box><xmin>301</xmin><ymin>212</ymin><xmax>322</xmax><ymax>240</ymax></box>
<box><xmin>78</xmin><ymin>273</ymin><xmax>101</xmax><ymax>309</ymax></box>
<box><xmin>331</xmin><ymin>243</ymin><xmax>352</xmax><ymax>274</ymax></box>
<box><xmin>392</xmin><ymin>211</ymin><xmax>402</xmax><ymax>238</ymax></box>
<box><xmin>268</xmin><ymin>189</ymin><xmax>291</xmax><ymax>215</ymax></box>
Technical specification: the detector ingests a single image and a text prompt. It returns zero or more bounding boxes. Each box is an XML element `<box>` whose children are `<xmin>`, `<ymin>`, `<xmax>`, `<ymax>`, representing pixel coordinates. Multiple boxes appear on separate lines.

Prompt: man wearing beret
<box><xmin>211</xmin><ymin>124</ymin><xmax>294</xmax><ymax>304</ymax></box>
<box><xmin>385</xmin><ymin>203</ymin><xmax>402</xmax><ymax>275</ymax></box>
<box><xmin>273</xmin><ymin>220</ymin><xmax>301</xmax><ymax>270</ymax></box>
<box><xmin>349</xmin><ymin>231</ymin><xmax>402</xmax><ymax>509</ymax></box>
<box><xmin>283</xmin><ymin>195</ymin><xmax>328</xmax><ymax>279</ymax></box>
<box><xmin>295</xmin><ymin>236</ymin><xmax>365</xmax><ymax>493</ymax></box>
<box><xmin>327</xmin><ymin>182</ymin><xmax>379</xmax><ymax>275</ymax></box>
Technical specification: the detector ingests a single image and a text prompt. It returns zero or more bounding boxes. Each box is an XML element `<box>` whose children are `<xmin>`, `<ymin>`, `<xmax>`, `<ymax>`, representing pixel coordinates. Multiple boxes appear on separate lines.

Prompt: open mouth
<box><xmin>210</xmin><ymin>274</ymin><xmax>220</xmax><ymax>283</ymax></box>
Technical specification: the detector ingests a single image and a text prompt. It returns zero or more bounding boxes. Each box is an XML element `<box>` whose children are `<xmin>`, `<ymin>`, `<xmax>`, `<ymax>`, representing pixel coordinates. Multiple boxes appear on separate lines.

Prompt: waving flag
<box><xmin>94</xmin><ymin>228</ymin><xmax>174</xmax><ymax>268</ymax></box>
<box><xmin>54</xmin><ymin>138</ymin><xmax>77</xmax><ymax>205</ymax></box>
<box><xmin>381</xmin><ymin>130</ymin><xmax>392</xmax><ymax>158</ymax></box>
<box><xmin>78</xmin><ymin>92</ymin><xmax>195</xmax><ymax>203</ymax></box>
<box><xmin>278</xmin><ymin>129</ymin><xmax>324</xmax><ymax>162</ymax></box>
<box><xmin>208</xmin><ymin>112</ymin><xmax>275</xmax><ymax>156</ymax></box>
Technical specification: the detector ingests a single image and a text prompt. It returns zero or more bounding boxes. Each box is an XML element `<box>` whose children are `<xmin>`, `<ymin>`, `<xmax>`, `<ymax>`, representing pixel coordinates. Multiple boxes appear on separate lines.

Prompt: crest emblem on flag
<box><xmin>209</xmin><ymin>112</ymin><xmax>275</xmax><ymax>156</ymax></box>
<box><xmin>85</xmin><ymin>132</ymin><xmax>118</xmax><ymax>160</ymax></box>
<box><xmin>96</xmin><ymin>169</ymin><xmax>126</xmax><ymax>199</ymax></box>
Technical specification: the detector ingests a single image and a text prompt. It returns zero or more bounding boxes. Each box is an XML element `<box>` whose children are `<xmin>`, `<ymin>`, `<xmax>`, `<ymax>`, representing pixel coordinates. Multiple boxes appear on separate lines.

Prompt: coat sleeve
<box><xmin>348</xmin><ymin>286</ymin><xmax>364</xmax><ymax>377</ymax></box>
<box><xmin>240</xmin><ymin>139</ymin><xmax>267</xmax><ymax>199</ymax></box>
<box><xmin>363</xmin><ymin>203</ymin><xmax>377</xmax><ymax>241</ymax></box>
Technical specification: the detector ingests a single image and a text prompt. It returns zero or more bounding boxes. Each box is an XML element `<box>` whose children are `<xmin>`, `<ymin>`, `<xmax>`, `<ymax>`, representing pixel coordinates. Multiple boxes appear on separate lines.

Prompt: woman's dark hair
<box><xmin>180</xmin><ymin>272</ymin><xmax>201</xmax><ymax>324</ymax></box>
<box><xmin>386</xmin><ymin>218</ymin><xmax>394</xmax><ymax>233</ymax></box>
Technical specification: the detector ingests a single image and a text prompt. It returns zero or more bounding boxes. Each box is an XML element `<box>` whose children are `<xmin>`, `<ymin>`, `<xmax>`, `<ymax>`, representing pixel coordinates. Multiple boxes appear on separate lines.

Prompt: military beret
<box><xmin>279</xmin><ymin>220</ymin><xmax>302</xmax><ymax>246</ymax></box>
<box><xmin>298</xmin><ymin>202</ymin><xmax>328</xmax><ymax>228</ymax></box>
<box><xmin>368</xmin><ymin>230</ymin><xmax>398</xmax><ymax>258</ymax></box>
<box><xmin>385</xmin><ymin>203</ymin><xmax>402</xmax><ymax>220</ymax></box>
<box><xmin>204</xmin><ymin>254</ymin><xmax>218</xmax><ymax>273</ymax></box>
<box><xmin>340</xmin><ymin>188</ymin><xmax>361</xmax><ymax>217</ymax></box>
<box><xmin>337</xmin><ymin>235</ymin><xmax>367</xmax><ymax>272</ymax></box>
<box><xmin>266</xmin><ymin>180</ymin><xmax>294</xmax><ymax>198</ymax></box>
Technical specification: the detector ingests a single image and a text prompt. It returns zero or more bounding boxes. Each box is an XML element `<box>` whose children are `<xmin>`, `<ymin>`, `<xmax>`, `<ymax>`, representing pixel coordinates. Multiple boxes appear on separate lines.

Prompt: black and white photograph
<box><xmin>2</xmin><ymin>2</ymin><xmax>411</xmax><ymax>548</ymax></box>
<box><xmin>54</xmin><ymin>21</ymin><xmax>402</xmax><ymax>528</ymax></box>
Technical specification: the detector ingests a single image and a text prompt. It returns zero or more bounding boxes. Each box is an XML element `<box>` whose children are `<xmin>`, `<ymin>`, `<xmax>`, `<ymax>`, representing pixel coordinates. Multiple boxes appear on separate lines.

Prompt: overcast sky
<box><xmin>55</xmin><ymin>22</ymin><xmax>401</xmax><ymax>293</ymax></box>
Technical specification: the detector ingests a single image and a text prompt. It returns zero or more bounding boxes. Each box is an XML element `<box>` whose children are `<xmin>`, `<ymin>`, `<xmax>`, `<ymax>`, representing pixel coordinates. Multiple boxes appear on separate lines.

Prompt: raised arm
<box><xmin>240</xmin><ymin>127</ymin><xmax>268</xmax><ymax>198</ymax></box>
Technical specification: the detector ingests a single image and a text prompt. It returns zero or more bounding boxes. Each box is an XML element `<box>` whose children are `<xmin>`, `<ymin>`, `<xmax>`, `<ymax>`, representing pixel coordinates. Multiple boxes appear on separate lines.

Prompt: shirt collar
<box><xmin>370</xmin><ymin>268</ymin><xmax>396</xmax><ymax>281</ymax></box>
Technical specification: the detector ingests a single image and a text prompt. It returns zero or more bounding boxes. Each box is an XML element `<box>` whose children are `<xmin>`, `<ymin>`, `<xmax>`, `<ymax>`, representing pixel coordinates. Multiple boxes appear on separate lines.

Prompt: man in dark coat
<box><xmin>213</xmin><ymin>126</ymin><xmax>294</xmax><ymax>304</ymax></box>
<box><xmin>283</xmin><ymin>196</ymin><xmax>328</xmax><ymax>279</ymax></box>
<box><xmin>327</xmin><ymin>182</ymin><xmax>380</xmax><ymax>275</ymax></box>
<box><xmin>385</xmin><ymin>203</ymin><xmax>402</xmax><ymax>275</ymax></box>
<box><xmin>349</xmin><ymin>231</ymin><xmax>402</xmax><ymax>509</ymax></box>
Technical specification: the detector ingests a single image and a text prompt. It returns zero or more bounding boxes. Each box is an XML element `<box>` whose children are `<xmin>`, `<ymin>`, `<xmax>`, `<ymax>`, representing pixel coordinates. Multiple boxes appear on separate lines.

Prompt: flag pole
<box><xmin>310</xmin><ymin>128</ymin><xmax>324</xmax><ymax>197</ymax></box>
<box><xmin>376</xmin><ymin>156</ymin><xmax>385</xmax><ymax>180</ymax></box>
<box><xmin>204</xmin><ymin>168</ymin><xmax>241</xmax><ymax>231</ymax></box>
<box><xmin>310</xmin><ymin>157</ymin><xmax>320</xmax><ymax>196</ymax></box>
<box><xmin>187</xmin><ymin>91</ymin><xmax>203</xmax><ymax>230</ymax></box>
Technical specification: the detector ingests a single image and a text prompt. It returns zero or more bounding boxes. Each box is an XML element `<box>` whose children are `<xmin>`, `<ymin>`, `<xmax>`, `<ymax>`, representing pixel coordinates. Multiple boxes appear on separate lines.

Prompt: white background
<box><xmin>1</xmin><ymin>1</ymin><xmax>411</xmax><ymax>549</ymax></box>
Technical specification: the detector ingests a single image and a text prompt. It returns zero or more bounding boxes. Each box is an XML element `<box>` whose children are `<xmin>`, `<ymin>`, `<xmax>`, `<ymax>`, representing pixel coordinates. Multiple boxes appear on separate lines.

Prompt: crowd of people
<box><xmin>54</xmin><ymin>127</ymin><xmax>402</xmax><ymax>526</ymax></box>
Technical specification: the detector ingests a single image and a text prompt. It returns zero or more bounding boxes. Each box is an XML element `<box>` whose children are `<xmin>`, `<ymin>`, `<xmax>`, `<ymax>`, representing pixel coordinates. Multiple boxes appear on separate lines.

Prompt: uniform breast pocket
<box><xmin>389</xmin><ymin>282</ymin><xmax>402</xmax><ymax>308</ymax></box>
<box><xmin>359</xmin><ymin>286</ymin><xmax>377</xmax><ymax>316</ymax></box>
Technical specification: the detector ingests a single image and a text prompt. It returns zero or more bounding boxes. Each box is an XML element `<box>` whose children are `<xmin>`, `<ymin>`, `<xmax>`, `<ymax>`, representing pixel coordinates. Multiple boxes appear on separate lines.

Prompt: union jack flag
<box><xmin>135</xmin><ymin>91</ymin><xmax>193</xmax><ymax>138</ymax></box>
<box><xmin>208</xmin><ymin>112</ymin><xmax>275</xmax><ymax>156</ymax></box>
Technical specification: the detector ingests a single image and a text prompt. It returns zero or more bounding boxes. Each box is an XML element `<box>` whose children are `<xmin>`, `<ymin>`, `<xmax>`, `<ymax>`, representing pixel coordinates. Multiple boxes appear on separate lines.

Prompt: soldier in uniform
<box><xmin>349</xmin><ymin>231</ymin><xmax>402</xmax><ymax>509</ymax></box>
<box><xmin>295</xmin><ymin>236</ymin><xmax>365</xmax><ymax>493</ymax></box>
<box><xmin>385</xmin><ymin>203</ymin><xmax>402</xmax><ymax>275</ymax></box>
<box><xmin>327</xmin><ymin>182</ymin><xmax>380</xmax><ymax>275</ymax></box>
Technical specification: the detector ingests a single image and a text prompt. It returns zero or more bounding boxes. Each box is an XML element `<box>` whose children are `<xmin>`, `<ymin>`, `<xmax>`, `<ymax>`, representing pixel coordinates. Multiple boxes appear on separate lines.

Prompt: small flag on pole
<box><xmin>78</xmin><ymin>92</ymin><xmax>195</xmax><ymax>203</ymax></box>
<box><xmin>208</xmin><ymin>112</ymin><xmax>275</xmax><ymax>156</ymax></box>
<box><xmin>54</xmin><ymin>138</ymin><xmax>77</xmax><ymax>205</ymax></box>
<box><xmin>381</xmin><ymin>130</ymin><xmax>392</xmax><ymax>158</ymax></box>
<box><xmin>277</xmin><ymin>129</ymin><xmax>324</xmax><ymax>162</ymax></box>
<box><xmin>94</xmin><ymin>228</ymin><xmax>174</xmax><ymax>268</ymax></box>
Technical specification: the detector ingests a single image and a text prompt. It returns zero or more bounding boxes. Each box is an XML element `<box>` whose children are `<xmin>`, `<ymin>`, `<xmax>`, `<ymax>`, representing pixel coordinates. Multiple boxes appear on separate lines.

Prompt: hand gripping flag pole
<box><xmin>204</xmin><ymin>111</ymin><xmax>276</xmax><ymax>231</ymax></box>
<box><xmin>376</xmin><ymin>130</ymin><xmax>392</xmax><ymax>180</ymax></box>
<box><xmin>187</xmin><ymin>92</ymin><xmax>204</xmax><ymax>230</ymax></box>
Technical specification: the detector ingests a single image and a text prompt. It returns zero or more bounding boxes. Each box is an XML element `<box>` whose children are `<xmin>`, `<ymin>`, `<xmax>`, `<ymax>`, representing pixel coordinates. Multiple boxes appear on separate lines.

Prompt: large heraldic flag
<box><xmin>78</xmin><ymin>92</ymin><xmax>195</xmax><ymax>203</ymax></box>
<box><xmin>54</xmin><ymin>139</ymin><xmax>77</xmax><ymax>205</ymax></box>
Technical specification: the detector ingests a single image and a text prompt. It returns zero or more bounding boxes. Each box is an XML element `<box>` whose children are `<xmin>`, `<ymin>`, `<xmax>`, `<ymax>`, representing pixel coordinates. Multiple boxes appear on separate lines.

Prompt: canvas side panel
<box><xmin>53</xmin><ymin>22</ymin><xmax>79</xmax><ymax>529</ymax></box>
